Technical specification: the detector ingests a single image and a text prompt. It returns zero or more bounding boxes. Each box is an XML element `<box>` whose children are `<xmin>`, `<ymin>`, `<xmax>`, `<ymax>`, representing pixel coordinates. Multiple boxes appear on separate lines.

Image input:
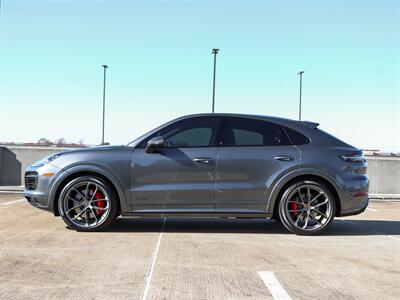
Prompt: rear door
<box><xmin>215</xmin><ymin>117</ymin><xmax>300</xmax><ymax>213</ymax></box>
<box><xmin>130</xmin><ymin>116</ymin><xmax>222</xmax><ymax>212</ymax></box>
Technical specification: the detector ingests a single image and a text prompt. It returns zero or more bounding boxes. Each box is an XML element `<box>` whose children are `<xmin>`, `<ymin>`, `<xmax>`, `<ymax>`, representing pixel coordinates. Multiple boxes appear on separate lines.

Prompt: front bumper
<box><xmin>24</xmin><ymin>164</ymin><xmax>62</xmax><ymax>212</ymax></box>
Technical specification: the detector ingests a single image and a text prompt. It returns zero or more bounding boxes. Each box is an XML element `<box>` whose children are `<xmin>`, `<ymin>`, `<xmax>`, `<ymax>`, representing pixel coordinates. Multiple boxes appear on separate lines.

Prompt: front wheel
<box><xmin>58</xmin><ymin>176</ymin><xmax>118</xmax><ymax>231</ymax></box>
<box><xmin>278</xmin><ymin>180</ymin><xmax>336</xmax><ymax>235</ymax></box>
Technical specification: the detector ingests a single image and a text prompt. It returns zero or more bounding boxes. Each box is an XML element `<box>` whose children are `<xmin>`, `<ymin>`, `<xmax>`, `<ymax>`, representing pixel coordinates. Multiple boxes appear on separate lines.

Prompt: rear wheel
<box><xmin>58</xmin><ymin>176</ymin><xmax>118</xmax><ymax>231</ymax></box>
<box><xmin>278</xmin><ymin>180</ymin><xmax>336</xmax><ymax>235</ymax></box>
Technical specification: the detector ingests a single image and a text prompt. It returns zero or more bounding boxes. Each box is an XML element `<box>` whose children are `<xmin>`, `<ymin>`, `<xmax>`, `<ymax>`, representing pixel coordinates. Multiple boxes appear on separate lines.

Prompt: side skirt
<box><xmin>121</xmin><ymin>210</ymin><xmax>272</xmax><ymax>219</ymax></box>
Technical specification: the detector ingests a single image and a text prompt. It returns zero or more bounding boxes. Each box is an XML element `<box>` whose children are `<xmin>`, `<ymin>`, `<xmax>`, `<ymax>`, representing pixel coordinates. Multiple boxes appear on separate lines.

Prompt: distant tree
<box><xmin>78</xmin><ymin>139</ymin><xmax>85</xmax><ymax>145</ymax></box>
<box><xmin>55</xmin><ymin>138</ymin><xmax>66</xmax><ymax>145</ymax></box>
<box><xmin>37</xmin><ymin>138</ymin><xmax>53</xmax><ymax>145</ymax></box>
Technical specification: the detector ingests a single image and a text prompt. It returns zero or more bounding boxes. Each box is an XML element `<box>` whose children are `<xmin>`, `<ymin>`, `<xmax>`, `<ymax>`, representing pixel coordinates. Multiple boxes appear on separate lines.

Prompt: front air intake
<box><xmin>25</xmin><ymin>171</ymin><xmax>38</xmax><ymax>190</ymax></box>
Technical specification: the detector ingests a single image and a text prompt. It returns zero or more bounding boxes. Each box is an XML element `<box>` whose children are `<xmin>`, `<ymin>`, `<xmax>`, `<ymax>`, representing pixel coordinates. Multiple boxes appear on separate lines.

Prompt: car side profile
<box><xmin>24</xmin><ymin>113</ymin><xmax>369</xmax><ymax>235</ymax></box>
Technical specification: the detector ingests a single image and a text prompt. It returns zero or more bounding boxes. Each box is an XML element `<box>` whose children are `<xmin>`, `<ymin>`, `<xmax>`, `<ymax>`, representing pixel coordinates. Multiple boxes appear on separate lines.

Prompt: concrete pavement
<box><xmin>0</xmin><ymin>195</ymin><xmax>399</xmax><ymax>299</ymax></box>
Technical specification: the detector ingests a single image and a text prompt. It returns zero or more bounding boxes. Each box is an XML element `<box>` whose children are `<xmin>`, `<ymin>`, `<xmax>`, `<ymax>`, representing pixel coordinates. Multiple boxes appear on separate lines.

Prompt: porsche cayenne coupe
<box><xmin>24</xmin><ymin>113</ymin><xmax>369</xmax><ymax>235</ymax></box>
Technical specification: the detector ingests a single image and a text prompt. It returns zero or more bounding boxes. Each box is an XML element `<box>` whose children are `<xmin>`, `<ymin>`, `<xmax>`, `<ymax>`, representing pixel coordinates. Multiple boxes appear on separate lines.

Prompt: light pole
<box><xmin>101</xmin><ymin>65</ymin><xmax>108</xmax><ymax>145</ymax></box>
<box><xmin>211</xmin><ymin>48</ymin><xmax>219</xmax><ymax>113</ymax></box>
<box><xmin>298</xmin><ymin>71</ymin><xmax>304</xmax><ymax>121</ymax></box>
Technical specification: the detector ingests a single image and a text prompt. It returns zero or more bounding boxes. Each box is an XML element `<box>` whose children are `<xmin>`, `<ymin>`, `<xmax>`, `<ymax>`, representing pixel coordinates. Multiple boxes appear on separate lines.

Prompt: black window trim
<box><xmin>134</xmin><ymin>115</ymin><xmax>311</xmax><ymax>149</ymax></box>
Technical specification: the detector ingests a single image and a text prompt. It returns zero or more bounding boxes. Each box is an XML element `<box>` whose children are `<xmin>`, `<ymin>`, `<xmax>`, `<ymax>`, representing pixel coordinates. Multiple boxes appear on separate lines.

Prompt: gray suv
<box><xmin>24</xmin><ymin>114</ymin><xmax>369</xmax><ymax>235</ymax></box>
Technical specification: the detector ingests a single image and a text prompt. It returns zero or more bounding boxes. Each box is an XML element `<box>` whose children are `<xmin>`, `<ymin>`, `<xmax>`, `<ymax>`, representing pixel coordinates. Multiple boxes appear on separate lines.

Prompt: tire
<box><xmin>278</xmin><ymin>180</ymin><xmax>336</xmax><ymax>235</ymax></box>
<box><xmin>58</xmin><ymin>176</ymin><xmax>118</xmax><ymax>232</ymax></box>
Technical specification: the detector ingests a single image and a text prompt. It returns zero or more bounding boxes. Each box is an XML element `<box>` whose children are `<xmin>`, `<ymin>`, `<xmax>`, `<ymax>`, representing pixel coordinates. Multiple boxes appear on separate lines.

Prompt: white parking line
<box><xmin>1</xmin><ymin>199</ymin><xmax>25</xmax><ymax>206</ymax></box>
<box><xmin>141</xmin><ymin>217</ymin><xmax>166</xmax><ymax>300</ymax></box>
<box><xmin>258</xmin><ymin>271</ymin><xmax>292</xmax><ymax>300</ymax></box>
<box><xmin>388</xmin><ymin>235</ymin><xmax>400</xmax><ymax>241</ymax></box>
<box><xmin>366</xmin><ymin>207</ymin><xmax>379</xmax><ymax>212</ymax></box>
<box><xmin>0</xmin><ymin>191</ymin><xmax>23</xmax><ymax>194</ymax></box>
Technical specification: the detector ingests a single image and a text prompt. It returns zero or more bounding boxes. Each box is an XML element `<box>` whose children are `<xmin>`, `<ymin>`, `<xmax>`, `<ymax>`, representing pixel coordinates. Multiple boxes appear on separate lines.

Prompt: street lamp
<box><xmin>211</xmin><ymin>48</ymin><xmax>219</xmax><ymax>113</ymax></box>
<box><xmin>101</xmin><ymin>65</ymin><xmax>108</xmax><ymax>145</ymax></box>
<box><xmin>298</xmin><ymin>71</ymin><xmax>305</xmax><ymax>121</ymax></box>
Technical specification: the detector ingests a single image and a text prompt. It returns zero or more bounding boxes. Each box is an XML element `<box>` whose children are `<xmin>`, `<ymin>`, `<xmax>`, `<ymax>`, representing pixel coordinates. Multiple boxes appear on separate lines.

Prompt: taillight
<box><xmin>339</xmin><ymin>153</ymin><xmax>365</xmax><ymax>163</ymax></box>
<box><xmin>354</xmin><ymin>191</ymin><xmax>368</xmax><ymax>197</ymax></box>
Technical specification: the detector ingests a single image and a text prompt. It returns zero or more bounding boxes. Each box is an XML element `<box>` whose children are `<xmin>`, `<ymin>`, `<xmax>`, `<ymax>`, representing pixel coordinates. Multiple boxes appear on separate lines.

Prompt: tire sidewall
<box><xmin>278</xmin><ymin>180</ymin><xmax>336</xmax><ymax>235</ymax></box>
<box><xmin>58</xmin><ymin>176</ymin><xmax>117</xmax><ymax>232</ymax></box>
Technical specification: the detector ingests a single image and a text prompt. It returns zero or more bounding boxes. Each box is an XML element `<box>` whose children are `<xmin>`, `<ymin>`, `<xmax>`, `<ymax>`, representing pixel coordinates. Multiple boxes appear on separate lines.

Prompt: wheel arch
<box><xmin>49</xmin><ymin>166</ymin><xmax>126</xmax><ymax>216</ymax></box>
<box><xmin>269</xmin><ymin>171</ymin><xmax>342</xmax><ymax>218</ymax></box>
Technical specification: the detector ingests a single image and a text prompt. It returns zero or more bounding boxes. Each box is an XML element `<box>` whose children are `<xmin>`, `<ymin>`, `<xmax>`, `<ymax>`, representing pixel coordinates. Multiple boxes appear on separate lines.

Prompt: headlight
<box><xmin>31</xmin><ymin>153</ymin><xmax>63</xmax><ymax>168</ymax></box>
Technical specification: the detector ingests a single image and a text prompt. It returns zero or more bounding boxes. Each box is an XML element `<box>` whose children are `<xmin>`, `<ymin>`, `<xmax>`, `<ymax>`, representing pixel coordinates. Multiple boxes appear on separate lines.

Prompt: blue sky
<box><xmin>1</xmin><ymin>0</ymin><xmax>399</xmax><ymax>150</ymax></box>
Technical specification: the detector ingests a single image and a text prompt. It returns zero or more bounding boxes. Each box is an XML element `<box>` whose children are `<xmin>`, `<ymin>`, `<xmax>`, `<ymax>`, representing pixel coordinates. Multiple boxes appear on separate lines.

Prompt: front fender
<box><xmin>48</xmin><ymin>164</ymin><xmax>129</xmax><ymax>215</ymax></box>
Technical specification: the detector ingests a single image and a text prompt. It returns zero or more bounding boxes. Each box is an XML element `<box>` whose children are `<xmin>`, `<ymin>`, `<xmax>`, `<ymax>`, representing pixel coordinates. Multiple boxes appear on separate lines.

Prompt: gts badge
<box><xmin>136</xmin><ymin>197</ymin><xmax>148</xmax><ymax>201</ymax></box>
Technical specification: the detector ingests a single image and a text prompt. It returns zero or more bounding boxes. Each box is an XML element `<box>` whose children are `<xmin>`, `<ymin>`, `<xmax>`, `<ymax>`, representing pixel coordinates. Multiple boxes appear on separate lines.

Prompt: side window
<box><xmin>283</xmin><ymin>127</ymin><xmax>310</xmax><ymax>145</ymax></box>
<box><xmin>225</xmin><ymin>117</ymin><xmax>291</xmax><ymax>147</ymax></box>
<box><xmin>166</xmin><ymin>127</ymin><xmax>213</xmax><ymax>148</ymax></box>
<box><xmin>137</xmin><ymin>117</ymin><xmax>220</xmax><ymax>148</ymax></box>
<box><xmin>233</xmin><ymin>129</ymin><xmax>263</xmax><ymax>146</ymax></box>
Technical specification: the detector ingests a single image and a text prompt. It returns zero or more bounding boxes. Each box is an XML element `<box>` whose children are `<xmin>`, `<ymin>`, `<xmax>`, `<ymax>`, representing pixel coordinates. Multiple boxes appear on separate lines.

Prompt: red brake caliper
<box><xmin>290</xmin><ymin>199</ymin><xmax>300</xmax><ymax>218</ymax></box>
<box><xmin>94</xmin><ymin>191</ymin><xmax>105</xmax><ymax>216</ymax></box>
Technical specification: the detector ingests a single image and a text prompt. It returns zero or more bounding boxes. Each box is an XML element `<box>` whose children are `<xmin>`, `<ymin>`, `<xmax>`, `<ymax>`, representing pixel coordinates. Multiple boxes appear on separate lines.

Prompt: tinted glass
<box><xmin>137</xmin><ymin>116</ymin><xmax>220</xmax><ymax>148</ymax></box>
<box><xmin>283</xmin><ymin>127</ymin><xmax>310</xmax><ymax>145</ymax></box>
<box><xmin>225</xmin><ymin>117</ymin><xmax>291</xmax><ymax>147</ymax></box>
<box><xmin>232</xmin><ymin>129</ymin><xmax>263</xmax><ymax>146</ymax></box>
<box><xmin>166</xmin><ymin>127</ymin><xmax>212</xmax><ymax>147</ymax></box>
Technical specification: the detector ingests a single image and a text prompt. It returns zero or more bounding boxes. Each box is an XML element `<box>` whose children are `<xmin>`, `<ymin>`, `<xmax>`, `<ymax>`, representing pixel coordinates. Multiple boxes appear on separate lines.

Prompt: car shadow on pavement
<box><xmin>103</xmin><ymin>218</ymin><xmax>400</xmax><ymax>236</ymax></box>
<box><xmin>105</xmin><ymin>218</ymin><xmax>287</xmax><ymax>234</ymax></box>
<box><xmin>326</xmin><ymin>219</ymin><xmax>400</xmax><ymax>236</ymax></box>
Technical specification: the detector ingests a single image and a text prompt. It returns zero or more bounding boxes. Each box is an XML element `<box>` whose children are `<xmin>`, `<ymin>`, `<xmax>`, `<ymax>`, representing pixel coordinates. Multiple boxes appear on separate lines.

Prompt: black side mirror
<box><xmin>145</xmin><ymin>136</ymin><xmax>165</xmax><ymax>153</ymax></box>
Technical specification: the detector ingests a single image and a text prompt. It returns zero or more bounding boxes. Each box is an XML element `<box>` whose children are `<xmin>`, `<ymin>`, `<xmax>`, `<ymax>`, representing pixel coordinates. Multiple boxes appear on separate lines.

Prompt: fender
<box><xmin>48</xmin><ymin>164</ymin><xmax>128</xmax><ymax>215</ymax></box>
<box><xmin>266</xmin><ymin>167</ymin><xmax>342</xmax><ymax>214</ymax></box>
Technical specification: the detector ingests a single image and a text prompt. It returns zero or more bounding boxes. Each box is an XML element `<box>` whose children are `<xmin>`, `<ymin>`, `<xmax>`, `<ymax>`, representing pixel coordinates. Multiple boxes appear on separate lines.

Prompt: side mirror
<box><xmin>146</xmin><ymin>136</ymin><xmax>165</xmax><ymax>153</ymax></box>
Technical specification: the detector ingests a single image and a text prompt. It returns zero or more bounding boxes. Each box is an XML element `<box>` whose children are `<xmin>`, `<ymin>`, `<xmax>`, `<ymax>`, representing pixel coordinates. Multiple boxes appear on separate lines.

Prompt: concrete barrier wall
<box><xmin>365</xmin><ymin>156</ymin><xmax>400</xmax><ymax>195</ymax></box>
<box><xmin>0</xmin><ymin>148</ymin><xmax>22</xmax><ymax>185</ymax></box>
<box><xmin>0</xmin><ymin>146</ymin><xmax>78</xmax><ymax>186</ymax></box>
<box><xmin>0</xmin><ymin>146</ymin><xmax>399</xmax><ymax>195</ymax></box>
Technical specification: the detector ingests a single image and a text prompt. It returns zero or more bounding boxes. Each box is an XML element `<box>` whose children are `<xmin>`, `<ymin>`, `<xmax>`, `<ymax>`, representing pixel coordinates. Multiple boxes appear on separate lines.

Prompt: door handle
<box><xmin>193</xmin><ymin>157</ymin><xmax>214</xmax><ymax>164</ymax></box>
<box><xmin>274</xmin><ymin>155</ymin><xmax>294</xmax><ymax>162</ymax></box>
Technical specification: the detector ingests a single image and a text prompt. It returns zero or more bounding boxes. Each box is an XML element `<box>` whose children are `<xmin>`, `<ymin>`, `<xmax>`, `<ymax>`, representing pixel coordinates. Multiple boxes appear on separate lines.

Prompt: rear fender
<box><xmin>266</xmin><ymin>168</ymin><xmax>341</xmax><ymax>214</ymax></box>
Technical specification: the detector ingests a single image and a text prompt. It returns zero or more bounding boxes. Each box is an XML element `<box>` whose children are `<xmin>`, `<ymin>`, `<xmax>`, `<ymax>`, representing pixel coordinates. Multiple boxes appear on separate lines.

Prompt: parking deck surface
<box><xmin>0</xmin><ymin>194</ymin><xmax>399</xmax><ymax>299</ymax></box>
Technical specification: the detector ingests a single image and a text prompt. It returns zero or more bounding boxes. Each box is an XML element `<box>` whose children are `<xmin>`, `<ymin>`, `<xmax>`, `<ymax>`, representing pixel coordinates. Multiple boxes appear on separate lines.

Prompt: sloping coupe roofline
<box><xmin>181</xmin><ymin>113</ymin><xmax>319</xmax><ymax>128</ymax></box>
<box><xmin>127</xmin><ymin>113</ymin><xmax>319</xmax><ymax>146</ymax></box>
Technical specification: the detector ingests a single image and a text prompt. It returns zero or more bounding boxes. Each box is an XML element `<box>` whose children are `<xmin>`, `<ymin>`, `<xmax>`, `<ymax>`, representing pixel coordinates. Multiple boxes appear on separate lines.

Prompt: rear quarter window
<box><xmin>283</xmin><ymin>127</ymin><xmax>310</xmax><ymax>145</ymax></box>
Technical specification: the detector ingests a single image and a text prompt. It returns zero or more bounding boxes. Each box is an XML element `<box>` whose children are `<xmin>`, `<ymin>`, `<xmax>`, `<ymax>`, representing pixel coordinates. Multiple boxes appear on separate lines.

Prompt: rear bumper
<box><xmin>339</xmin><ymin>196</ymin><xmax>369</xmax><ymax>216</ymax></box>
<box><xmin>337</xmin><ymin>175</ymin><xmax>369</xmax><ymax>217</ymax></box>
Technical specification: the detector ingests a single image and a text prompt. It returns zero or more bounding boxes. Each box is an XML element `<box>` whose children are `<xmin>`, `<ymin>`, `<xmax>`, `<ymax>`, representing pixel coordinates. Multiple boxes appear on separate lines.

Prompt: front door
<box><xmin>130</xmin><ymin>116</ymin><xmax>222</xmax><ymax>212</ymax></box>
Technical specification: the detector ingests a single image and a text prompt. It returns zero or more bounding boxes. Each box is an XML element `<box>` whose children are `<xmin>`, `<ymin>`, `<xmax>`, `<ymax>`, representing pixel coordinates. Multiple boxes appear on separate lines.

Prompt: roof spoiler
<box><xmin>301</xmin><ymin>121</ymin><xmax>320</xmax><ymax>129</ymax></box>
